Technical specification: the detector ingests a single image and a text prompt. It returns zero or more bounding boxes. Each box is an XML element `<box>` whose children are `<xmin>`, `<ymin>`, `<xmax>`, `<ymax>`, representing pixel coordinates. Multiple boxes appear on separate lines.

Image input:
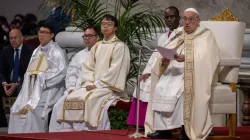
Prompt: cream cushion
<box><xmin>210</xmin><ymin>84</ymin><xmax>236</xmax><ymax>114</ymax></box>
<box><xmin>200</xmin><ymin>21</ymin><xmax>245</xmax><ymax>83</ymax></box>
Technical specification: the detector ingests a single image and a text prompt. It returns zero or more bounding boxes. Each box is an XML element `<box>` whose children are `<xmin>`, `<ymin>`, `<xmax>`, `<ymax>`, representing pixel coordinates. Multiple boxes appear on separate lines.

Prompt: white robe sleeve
<box><xmin>65</xmin><ymin>54</ymin><xmax>80</xmax><ymax>92</ymax></box>
<box><xmin>80</xmin><ymin>45</ymin><xmax>97</xmax><ymax>85</ymax></box>
<box><xmin>142</xmin><ymin>51</ymin><xmax>158</xmax><ymax>74</ymax></box>
<box><xmin>44</xmin><ymin>50</ymin><xmax>68</xmax><ymax>89</ymax></box>
<box><xmin>94</xmin><ymin>80</ymin><xmax>108</xmax><ymax>88</ymax></box>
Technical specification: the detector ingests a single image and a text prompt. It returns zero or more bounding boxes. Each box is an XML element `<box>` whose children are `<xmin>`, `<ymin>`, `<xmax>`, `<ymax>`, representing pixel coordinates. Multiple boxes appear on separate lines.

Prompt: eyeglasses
<box><xmin>101</xmin><ymin>22</ymin><xmax>114</xmax><ymax>27</ymax></box>
<box><xmin>82</xmin><ymin>34</ymin><xmax>97</xmax><ymax>39</ymax></box>
<box><xmin>182</xmin><ymin>17</ymin><xmax>198</xmax><ymax>23</ymax></box>
<box><xmin>38</xmin><ymin>30</ymin><xmax>51</xmax><ymax>34</ymax></box>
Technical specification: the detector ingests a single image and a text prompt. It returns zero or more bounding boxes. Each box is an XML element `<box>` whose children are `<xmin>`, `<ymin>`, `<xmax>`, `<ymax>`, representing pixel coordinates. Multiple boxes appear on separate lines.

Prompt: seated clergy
<box><xmin>8</xmin><ymin>23</ymin><xmax>68</xmax><ymax>133</ymax></box>
<box><xmin>49</xmin><ymin>26</ymin><xmax>99</xmax><ymax>132</ymax></box>
<box><xmin>56</xmin><ymin>14</ymin><xmax>130</xmax><ymax>131</ymax></box>
<box><xmin>147</xmin><ymin>8</ymin><xmax>220</xmax><ymax>139</ymax></box>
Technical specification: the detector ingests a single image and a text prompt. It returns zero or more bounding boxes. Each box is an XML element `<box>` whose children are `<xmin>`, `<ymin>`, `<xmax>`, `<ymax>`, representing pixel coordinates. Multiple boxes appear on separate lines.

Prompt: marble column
<box><xmin>241</xmin><ymin>85</ymin><xmax>250</xmax><ymax>126</ymax></box>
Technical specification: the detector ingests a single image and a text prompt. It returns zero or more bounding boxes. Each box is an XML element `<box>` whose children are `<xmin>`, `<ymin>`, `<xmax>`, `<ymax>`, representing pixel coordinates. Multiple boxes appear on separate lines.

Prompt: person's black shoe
<box><xmin>178</xmin><ymin>125</ymin><xmax>189</xmax><ymax>140</ymax></box>
<box><xmin>0</xmin><ymin>122</ymin><xmax>8</xmax><ymax>127</ymax></box>
<box><xmin>209</xmin><ymin>132</ymin><xmax>215</xmax><ymax>136</ymax></box>
<box><xmin>147</xmin><ymin>130</ymin><xmax>172</xmax><ymax>139</ymax></box>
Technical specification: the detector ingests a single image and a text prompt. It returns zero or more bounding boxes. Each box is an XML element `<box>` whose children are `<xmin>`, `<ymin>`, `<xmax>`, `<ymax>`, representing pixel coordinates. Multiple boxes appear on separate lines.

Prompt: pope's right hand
<box><xmin>139</xmin><ymin>73</ymin><xmax>151</xmax><ymax>82</ymax></box>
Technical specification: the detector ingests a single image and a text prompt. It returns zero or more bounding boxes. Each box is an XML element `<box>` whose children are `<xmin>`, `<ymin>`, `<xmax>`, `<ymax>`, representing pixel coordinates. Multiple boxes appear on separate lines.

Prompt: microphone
<box><xmin>164</xmin><ymin>31</ymin><xmax>183</xmax><ymax>48</ymax></box>
<box><xmin>170</xmin><ymin>31</ymin><xmax>183</xmax><ymax>42</ymax></box>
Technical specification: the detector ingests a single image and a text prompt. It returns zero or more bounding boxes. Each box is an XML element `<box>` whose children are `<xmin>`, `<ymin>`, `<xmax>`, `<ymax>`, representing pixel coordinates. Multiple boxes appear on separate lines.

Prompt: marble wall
<box><xmin>0</xmin><ymin>0</ymin><xmax>48</xmax><ymax>23</ymax></box>
<box><xmin>1</xmin><ymin>0</ymin><xmax>250</xmax><ymax>27</ymax></box>
<box><xmin>140</xmin><ymin>0</ymin><xmax>250</xmax><ymax>27</ymax></box>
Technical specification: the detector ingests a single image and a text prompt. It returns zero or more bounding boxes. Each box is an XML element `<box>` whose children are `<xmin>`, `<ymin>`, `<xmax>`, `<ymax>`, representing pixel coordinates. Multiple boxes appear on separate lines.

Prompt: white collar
<box><xmin>15</xmin><ymin>43</ymin><xmax>23</xmax><ymax>51</ymax></box>
<box><xmin>102</xmin><ymin>35</ymin><xmax>119</xmax><ymax>44</ymax></box>
<box><xmin>40</xmin><ymin>40</ymin><xmax>53</xmax><ymax>52</ymax></box>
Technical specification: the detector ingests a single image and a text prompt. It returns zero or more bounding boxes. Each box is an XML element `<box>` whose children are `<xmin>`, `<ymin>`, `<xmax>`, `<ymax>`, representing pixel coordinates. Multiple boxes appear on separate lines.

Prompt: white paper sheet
<box><xmin>153</xmin><ymin>46</ymin><xmax>177</xmax><ymax>60</ymax></box>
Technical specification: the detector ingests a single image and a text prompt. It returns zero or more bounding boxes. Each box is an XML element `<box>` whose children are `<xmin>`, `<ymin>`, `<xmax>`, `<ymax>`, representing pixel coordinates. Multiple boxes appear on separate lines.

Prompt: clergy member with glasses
<box><xmin>49</xmin><ymin>26</ymin><xmax>99</xmax><ymax>132</ymax></box>
<box><xmin>55</xmin><ymin>14</ymin><xmax>130</xmax><ymax>132</ymax></box>
<box><xmin>8</xmin><ymin>22</ymin><xmax>68</xmax><ymax>133</ymax></box>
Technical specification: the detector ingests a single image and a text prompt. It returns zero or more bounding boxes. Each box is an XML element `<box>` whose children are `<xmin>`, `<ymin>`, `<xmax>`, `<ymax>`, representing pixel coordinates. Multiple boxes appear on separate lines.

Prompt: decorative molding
<box><xmin>210</xmin><ymin>8</ymin><xmax>239</xmax><ymax>21</ymax></box>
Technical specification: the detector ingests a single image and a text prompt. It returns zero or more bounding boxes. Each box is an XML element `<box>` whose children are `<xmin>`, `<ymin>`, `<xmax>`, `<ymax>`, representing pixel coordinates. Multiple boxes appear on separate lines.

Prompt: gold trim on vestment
<box><xmin>36</xmin><ymin>55</ymin><xmax>44</xmax><ymax>70</ymax></box>
<box><xmin>60</xmin><ymin>89</ymin><xmax>95</xmax><ymax>123</ymax></box>
<box><xmin>102</xmin><ymin>36</ymin><xmax>120</xmax><ymax>44</ymax></box>
<box><xmin>183</xmin><ymin>28</ymin><xmax>209</xmax><ymax>138</ymax></box>
<box><xmin>13</xmin><ymin>106</ymin><xmax>34</xmax><ymax>116</ymax></box>
<box><xmin>28</xmin><ymin>54</ymin><xmax>47</xmax><ymax>75</ymax></box>
<box><xmin>109</xmin><ymin>42</ymin><xmax>121</xmax><ymax>68</ymax></box>
<box><xmin>58</xmin><ymin>92</ymin><xmax>114</xmax><ymax>128</ymax></box>
<box><xmin>94</xmin><ymin>41</ymin><xmax>102</xmax><ymax>63</ymax></box>
<box><xmin>96</xmin><ymin>93</ymin><xmax>114</xmax><ymax>126</ymax></box>
<box><xmin>62</xmin><ymin>89</ymin><xmax>96</xmax><ymax>110</ymax></box>
<box><xmin>64</xmin><ymin>101</ymin><xmax>85</xmax><ymax>110</ymax></box>
<box><xmin>100</xmin><ymin>80</ymin><xmax>124</xmax><ymax>92</ymax></box>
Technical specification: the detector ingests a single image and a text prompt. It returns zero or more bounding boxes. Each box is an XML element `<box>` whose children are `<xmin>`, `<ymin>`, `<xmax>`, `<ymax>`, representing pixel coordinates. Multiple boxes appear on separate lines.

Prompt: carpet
<box><xmin>0</xmin><ymin>127</ymin><xmax>250</xmax><ymax>140</ymax></box>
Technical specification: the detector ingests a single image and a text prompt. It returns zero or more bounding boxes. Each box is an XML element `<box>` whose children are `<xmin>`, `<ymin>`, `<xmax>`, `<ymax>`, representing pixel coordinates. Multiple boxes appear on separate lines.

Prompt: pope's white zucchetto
<box><xmin>184</xmin><ymin>8</ymin><xmax>199</xmax><ymax>15</ymax></box>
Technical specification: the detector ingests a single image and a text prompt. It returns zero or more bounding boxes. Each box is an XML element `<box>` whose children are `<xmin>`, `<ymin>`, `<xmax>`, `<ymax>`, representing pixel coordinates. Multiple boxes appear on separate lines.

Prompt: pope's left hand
<box><xmin>174</xmin><ymin>54</ymin><xmax>185</xmax><ymax>62</ymax></box>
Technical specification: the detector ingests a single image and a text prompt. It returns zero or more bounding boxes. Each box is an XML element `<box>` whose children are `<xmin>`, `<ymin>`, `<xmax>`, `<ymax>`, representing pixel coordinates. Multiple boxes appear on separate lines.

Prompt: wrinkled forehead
<box><xmin>184</xmin><ymin>11</ymin><xmax>198</xmax><ymax>18</ymax></box>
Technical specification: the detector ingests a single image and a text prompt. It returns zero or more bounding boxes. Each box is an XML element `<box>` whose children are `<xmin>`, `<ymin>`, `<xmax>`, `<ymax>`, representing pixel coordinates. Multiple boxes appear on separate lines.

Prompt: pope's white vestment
<box><xmin>150</xmin><ymin>26</ymin><xmax>220</xmax><ymax>140</ymax></box>
<box><xmin>8</xmin><ymin>41</ymin><xmax>68</xmax><ymax>133</ymax></box>
<box><xmin>56</xmin><ymin>36</ymin><xmax>130</xmax><ymax>131</ymax></box>
<box><xmin>49</xmin><ymin>48</ymin><xmax>89</xmax><ymax>132</ymax></box>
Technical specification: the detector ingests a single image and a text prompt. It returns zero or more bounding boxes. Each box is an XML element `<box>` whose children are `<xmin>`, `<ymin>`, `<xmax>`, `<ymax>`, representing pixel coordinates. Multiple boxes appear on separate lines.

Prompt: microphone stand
<box><xmin>128</xmin><ymin>46</ymin><xmax>157</xmax><ymax>138</ymax></box>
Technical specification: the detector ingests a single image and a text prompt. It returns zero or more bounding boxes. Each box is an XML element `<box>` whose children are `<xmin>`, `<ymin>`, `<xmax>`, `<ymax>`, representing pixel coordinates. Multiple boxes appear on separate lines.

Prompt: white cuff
<box><xmin>84</xmin><ymin>82</ymin><xmax>94</xmax><ymax>87</ymax></box>
<box><xmin>2</xmin><ymin>82</ymin><xmax>7</xmax><ymax>85</ymax></box>
<box><xmin>94</xmin><ymin>80</ymin><xmax>108</xmax><ymax>88</ymax></box>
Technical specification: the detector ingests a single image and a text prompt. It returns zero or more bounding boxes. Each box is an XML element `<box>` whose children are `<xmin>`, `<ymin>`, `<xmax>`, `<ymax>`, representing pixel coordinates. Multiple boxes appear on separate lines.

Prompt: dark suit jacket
<box><xmin>0</xmin><ymin>44</ymin><xmax>33</xmax><ymax>88</ymax></box>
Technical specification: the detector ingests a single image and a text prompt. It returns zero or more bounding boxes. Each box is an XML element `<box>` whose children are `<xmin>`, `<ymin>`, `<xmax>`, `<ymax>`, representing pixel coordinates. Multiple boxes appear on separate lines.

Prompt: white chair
<box><xmin>200</xmin><ymin>12</ymin><xmax>246</xmax><ymax>138</ymax></box>
<box><xmin>55</xmin><ymin>27</ymin><xmax>84</xmax><ymax>60</ymax></box>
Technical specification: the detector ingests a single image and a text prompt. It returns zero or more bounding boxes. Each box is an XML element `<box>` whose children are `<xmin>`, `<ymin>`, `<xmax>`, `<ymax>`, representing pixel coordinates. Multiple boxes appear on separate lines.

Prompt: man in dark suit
<box><xmin>0</xmin><ymin>29</ymin><xmax>33</xmax><ymax>127</ymax></box>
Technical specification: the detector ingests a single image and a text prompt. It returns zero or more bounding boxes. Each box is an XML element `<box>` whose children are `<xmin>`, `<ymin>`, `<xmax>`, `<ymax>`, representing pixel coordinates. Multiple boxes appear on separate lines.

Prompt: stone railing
<box><xmin>237</xmin><ymin>29</ymin><xmax>250</xmax><ymax>126</ymax></box>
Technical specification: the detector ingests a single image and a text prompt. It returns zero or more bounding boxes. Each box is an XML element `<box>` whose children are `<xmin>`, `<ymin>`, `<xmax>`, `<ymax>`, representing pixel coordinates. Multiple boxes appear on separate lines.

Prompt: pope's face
<box><xmin>183</xmin><ymin>11</ymin><xmax>200</xmax><ymax>34</ymax></box>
